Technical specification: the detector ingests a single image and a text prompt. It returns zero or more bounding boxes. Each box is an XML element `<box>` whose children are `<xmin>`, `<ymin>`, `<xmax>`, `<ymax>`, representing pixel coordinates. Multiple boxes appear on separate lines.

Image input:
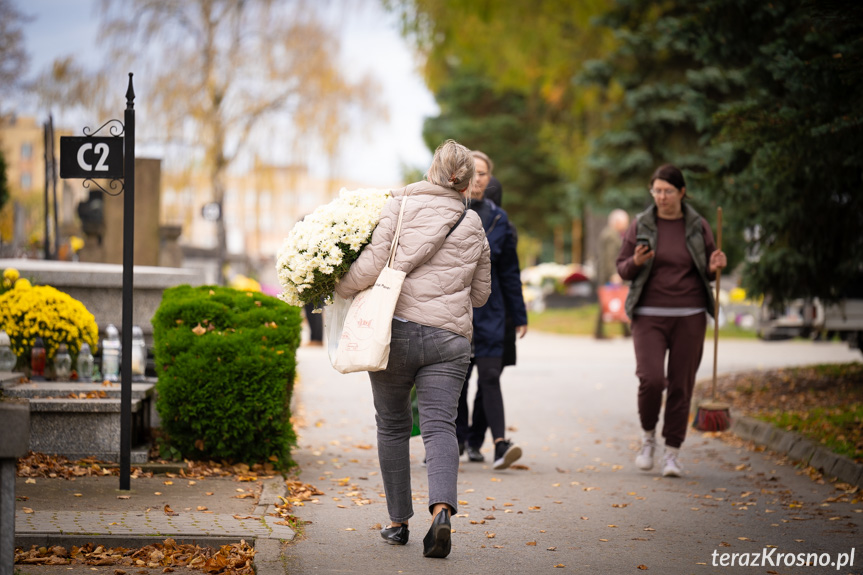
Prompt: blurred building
<box><xmin>0</xmin><ymin>114</ymin><xmax>75</xmax><ymax>255</ymax></box>
<box><xmin>161</xmin><ymin>159</ymin><xmax>387</xmax><ymax>286</ymax></box>
<box><xmin>2</xmin><ymin>115</ymin><xmax>397</xmax><ymax>284</ymax></box>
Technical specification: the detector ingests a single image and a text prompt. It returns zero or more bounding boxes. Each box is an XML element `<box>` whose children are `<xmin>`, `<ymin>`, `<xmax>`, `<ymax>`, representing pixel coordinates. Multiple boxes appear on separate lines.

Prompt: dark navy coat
<box><xmin>470</xmin><ymin>199</ymin><xmax>528</xmax><ymax>358</ymax></box>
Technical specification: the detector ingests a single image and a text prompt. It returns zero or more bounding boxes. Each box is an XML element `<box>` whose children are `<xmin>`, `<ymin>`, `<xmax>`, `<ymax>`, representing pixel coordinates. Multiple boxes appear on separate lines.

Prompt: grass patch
<box><xmin>528</xmin><ymin>306</ymin><xmax>599</xmax><ymax>336</ymax></box>
<box><xmin>529</xmin><ymin>304</ymin><xmax>759</xmax><ymax>339</ymax></box>
<box><xmin>716</xmin><ymin>323</ymin><xmax>760</xmax><ymax>340</ymax></box>
<box><xmin>706</xmin><ymin>362</ymin><xmax>863</xmax><ymax>463</ymax></box>
<box><xmin>763</xmin><ymin>404</ymin><xmax>863</xmax><ymax>461</ymax></box>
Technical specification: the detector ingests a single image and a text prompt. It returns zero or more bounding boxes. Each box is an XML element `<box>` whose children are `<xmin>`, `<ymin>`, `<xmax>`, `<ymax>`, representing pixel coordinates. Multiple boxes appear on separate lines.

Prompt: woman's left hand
<box><xmin>516</xmin><ymin>325</ymin><xmax>528</xmax><ymax>339</ymax></box>
<box><xmin>709</xmin><ymin>250</ymin><xmax>727</xmax><ymax>274</ymax></box>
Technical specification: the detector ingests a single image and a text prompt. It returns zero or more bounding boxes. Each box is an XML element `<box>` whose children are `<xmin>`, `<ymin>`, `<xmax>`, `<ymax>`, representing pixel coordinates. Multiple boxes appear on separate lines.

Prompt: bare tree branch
<box><xmin>0</xmin><ymin>0</ymin><xmax>31</xmax><ymax>102</ymax></box>
<box><xmin>94</xmin><ymin>0</ymin><xmax>383</xmax><ymax>283</ymax></box>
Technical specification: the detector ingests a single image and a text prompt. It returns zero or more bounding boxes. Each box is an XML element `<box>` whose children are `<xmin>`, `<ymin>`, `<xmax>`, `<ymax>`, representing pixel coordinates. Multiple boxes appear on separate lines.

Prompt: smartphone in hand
<box><xmin>636</xmin><ymin>234</ymin><xmax>652</xmax><ymax>251</ymax></box>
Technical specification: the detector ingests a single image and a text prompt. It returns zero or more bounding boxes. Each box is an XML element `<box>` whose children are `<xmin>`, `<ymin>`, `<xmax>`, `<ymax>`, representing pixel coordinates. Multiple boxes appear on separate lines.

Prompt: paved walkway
<box><xmin>16</xmin><ymin>509</ymin><xmax>289</xmax><ymax>545</ymax></box>
<box><xmin>282</xmin><ymin>334</ymin><xmax>863</xmax><ymax>574</ymax></box>
<box><xmin>14</xmin><ymin>470</ymin><xmax>294</xmax><ymax>571</ymax></box>
<box><xmin>13</xmin><ymin>333</ymin><xmax>862</xmax><ymax>574</ymax></box>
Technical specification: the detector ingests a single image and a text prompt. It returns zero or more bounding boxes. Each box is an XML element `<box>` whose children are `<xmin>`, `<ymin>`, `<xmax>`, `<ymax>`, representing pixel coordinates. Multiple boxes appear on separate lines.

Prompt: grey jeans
<box><xmin>368</xmin><ymin>319</ymin><xmax>471</xmax><ymax>524</ymax></box>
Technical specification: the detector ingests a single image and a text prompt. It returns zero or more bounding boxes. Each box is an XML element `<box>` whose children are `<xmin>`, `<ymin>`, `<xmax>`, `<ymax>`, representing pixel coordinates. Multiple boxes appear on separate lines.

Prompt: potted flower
<box><xmin>0</xmin><ymin>272</ymin><xmax>99</xmax><ymax>379</ymax></box>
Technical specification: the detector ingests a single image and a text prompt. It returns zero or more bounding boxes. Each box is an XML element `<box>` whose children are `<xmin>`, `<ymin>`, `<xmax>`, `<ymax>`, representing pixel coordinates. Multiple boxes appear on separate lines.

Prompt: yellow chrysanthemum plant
<box><xmin>0</xmin><ymin>277</ymin><xmax>99</xmax><ymax>376</ymax></box>
<box><xmin>1</xmin><ymin>267</ymin><xmax>21</xmax><ymax>296</ymax></box>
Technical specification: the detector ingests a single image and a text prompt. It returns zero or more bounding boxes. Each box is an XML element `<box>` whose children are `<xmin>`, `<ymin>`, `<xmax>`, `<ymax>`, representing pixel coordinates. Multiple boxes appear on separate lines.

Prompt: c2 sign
<box><xmin>60</xmin><ymin>137</ymin><xmax>124</xmax><ymax>179</ymax></box>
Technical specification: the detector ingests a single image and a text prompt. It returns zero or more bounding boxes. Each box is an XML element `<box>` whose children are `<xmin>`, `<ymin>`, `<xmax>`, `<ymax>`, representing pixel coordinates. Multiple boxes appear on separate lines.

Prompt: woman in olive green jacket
<box><xmin>616</xmin><ymin>164</ymin><xmax>726</xmax><ymax>478</ymax></box>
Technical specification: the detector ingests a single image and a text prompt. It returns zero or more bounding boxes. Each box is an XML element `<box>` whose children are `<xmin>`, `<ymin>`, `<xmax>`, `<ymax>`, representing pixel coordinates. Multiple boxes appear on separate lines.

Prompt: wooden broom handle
<box><xmin>712</xmin><ymin>207</ymin><xmax>722</xmax><ymax>399</ymax></box>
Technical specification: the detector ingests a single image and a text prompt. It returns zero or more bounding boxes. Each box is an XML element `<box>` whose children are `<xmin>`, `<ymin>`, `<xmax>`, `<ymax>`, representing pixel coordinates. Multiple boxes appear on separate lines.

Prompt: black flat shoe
<box><xmin>422</xmin><ymin>508</ymin><xmax>451</xmax><ymax>558</ymax></box>
<box><xmin>380</xmin><ymin>524</ymin><xmax>409</xmax><ymax>545</ymax></box>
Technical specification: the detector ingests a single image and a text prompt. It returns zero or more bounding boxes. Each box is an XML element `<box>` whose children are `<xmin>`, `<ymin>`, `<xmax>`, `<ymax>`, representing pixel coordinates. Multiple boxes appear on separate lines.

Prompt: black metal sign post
<box><xmin>119</xmin><ymin>75</ymin><xmax>136</xmax><ymax>490</ymax></box>
<box><xmin>59</xmin><ymin>73</ymin><xmax>136</xmax><ymax>490</ymax></box>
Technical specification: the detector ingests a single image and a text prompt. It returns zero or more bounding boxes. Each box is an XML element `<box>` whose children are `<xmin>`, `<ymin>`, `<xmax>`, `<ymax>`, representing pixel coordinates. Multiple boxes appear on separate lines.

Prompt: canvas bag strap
<box><xmin>387</xmin><ymin>189</ymin><xmax>410</xmax><ymax>267</ymax></box>
<box><xmin>446</xmin><ymin>209</ymin><xmax>467</xmax><ymax>238</ymax></box>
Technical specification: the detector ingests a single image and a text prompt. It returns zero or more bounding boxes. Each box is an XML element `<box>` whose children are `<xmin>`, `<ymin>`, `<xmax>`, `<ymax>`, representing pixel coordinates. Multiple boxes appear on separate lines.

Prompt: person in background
<box><xmin>336</xmin><ymin>140</ymin><xmax>491</xmax><ymax>558</ymax></box>
<box><xmin>482</xmin><ymin>174</ymin><xmax>518</xmax><ymax>368</ymax></box>
<box><xmin>594</xmin><ymin>209</ymin><xmax>632</xmax><ymax>339</ymax></box>
<box><xmin>616</xmin><ymin>164</ymin><xmax>726</xmax><ymax>477</ymax></box>
<box><xmin>455</xmin><ymin>150</ymin><xmax>528</xmax><ymax>470</ymax></box>
<box><xmin>303</xmin><ymin>303</ymin><xmax>323</xmax><ymax>346</ymax></box>
<box><xmin>484</xmin><ymin>175</ymin><xmax>503</xmax><ymax>207</ymax></box>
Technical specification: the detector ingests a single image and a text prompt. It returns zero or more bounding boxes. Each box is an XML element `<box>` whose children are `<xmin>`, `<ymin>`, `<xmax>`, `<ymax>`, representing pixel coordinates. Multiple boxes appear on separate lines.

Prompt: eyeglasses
<box><xmin>649</xmin><ymin>188</ymin><xmax>679</xmax><ymax>197</ymax></box>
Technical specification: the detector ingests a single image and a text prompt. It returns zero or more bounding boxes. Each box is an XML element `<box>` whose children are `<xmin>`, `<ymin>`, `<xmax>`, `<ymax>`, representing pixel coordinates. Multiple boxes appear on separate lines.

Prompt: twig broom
<box><xmin>693</xmin><ymin>206</ymin><xmax>732</xmax><ymax>432</ymax></box>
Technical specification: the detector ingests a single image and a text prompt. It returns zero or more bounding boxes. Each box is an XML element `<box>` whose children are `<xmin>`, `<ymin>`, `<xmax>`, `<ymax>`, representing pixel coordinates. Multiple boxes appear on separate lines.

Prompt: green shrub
<box><xmin>152</xmin><ymin>285</ymin><xmax>301</xmax><ymax>469</ymax></box>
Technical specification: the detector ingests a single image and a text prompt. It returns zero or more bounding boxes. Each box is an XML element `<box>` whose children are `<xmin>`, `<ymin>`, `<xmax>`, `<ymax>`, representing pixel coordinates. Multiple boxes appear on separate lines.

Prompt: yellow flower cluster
<box><xmin>2</xmin><ymin>267</ymin><xmax>21</xmax><ymax>294</ymax></box>
<box><xmin>0</xmin><ymin>280</ymin><xmax>99</xmax><ymax>364</ymax></box>
<box><xmin>229</xmin><ymin>274</ymin><xmax>262</xmax><ymax>292</ymax></box>
<box><xmin>3</xmin><ymin>268</ymin><xmax>19</xmax><ymax>283</ymax></box>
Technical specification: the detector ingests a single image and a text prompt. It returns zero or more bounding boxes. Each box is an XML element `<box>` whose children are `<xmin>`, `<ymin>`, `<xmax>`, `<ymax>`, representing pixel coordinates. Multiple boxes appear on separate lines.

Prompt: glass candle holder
<box><xmin>77</xmin><ymin>342</ymin><xmax>94</xmax><ymax>382</ymax></box>
<box><xmin>54</xmin><ymin>343</ymin><xmax>72</xmax><ymax>380</ymax></box>
<box><xmin>0</xmin><ymin>330</ymin><xmax>15</xmax><ymax>372</ymax></box>
<box><xmin>31</xmin><ymin>336</ymin><xmax>46</xmax><ymax>379</ymax></box>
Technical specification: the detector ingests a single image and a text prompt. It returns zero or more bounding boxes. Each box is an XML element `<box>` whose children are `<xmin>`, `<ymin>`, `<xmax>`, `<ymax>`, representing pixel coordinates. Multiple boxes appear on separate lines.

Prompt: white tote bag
<box><xmin>332</xmin><ymin>194</ymin><xmax>409</xmax><ymax>374</ymax></box>
<box><xmin>323</xmin><ymin>292</ymin><xmax>353</xmax><ymax>366</ymax></box>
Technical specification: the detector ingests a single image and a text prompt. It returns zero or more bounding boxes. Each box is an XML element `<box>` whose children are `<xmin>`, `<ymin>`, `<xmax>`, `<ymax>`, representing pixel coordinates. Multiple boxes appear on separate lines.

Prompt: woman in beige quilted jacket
<box><xmin>335</xmin><ymin>139</ymin><xmax>491</xmax><ymax>559</ymax></box>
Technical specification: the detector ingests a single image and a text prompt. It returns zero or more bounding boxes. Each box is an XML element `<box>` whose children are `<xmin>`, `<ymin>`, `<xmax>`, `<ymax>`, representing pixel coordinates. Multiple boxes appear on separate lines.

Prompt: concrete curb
<box><xmin>252</xmin><ymin>538</ymin><xmax>287</xmax><ymax>575</ymax></box>
<box><xmin>14</xmin><ymin>534</ymin><xmax>247</xmax><ymax>549</ymax></box>
<box><xmin>249</xmin><ymin>477</ymin><xmax>293</xmax><ymax>575</ymax></box>
<box><xmin>731</xmin><ymin>415</ymin><xmax>863</xmax><ymax>488</ymax></box>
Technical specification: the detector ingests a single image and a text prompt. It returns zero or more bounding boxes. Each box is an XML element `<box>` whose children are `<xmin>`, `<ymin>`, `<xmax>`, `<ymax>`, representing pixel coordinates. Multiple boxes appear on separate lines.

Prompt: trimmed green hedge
<box><xmin>152</xmin><ymin>285</ymin><xmax>301</xmax><ymax>469</ymax></box>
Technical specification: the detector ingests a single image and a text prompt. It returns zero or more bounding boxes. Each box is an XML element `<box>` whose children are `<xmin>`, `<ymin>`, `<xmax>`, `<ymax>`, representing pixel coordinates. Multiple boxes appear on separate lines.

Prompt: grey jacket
<box><xmin>618</xmin><ymin>202</ymin><xmax>717</xmax><ymax>319</ymax></box>
<box><xmin>335</xmin><ymin>181</ymin><xmax>491</xmax><ymax>340</ymax></box>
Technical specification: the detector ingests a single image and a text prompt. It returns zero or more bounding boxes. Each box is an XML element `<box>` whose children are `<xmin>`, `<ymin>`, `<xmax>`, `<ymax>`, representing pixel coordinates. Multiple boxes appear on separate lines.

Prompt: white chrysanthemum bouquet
<box><xmin>275</xmin><ymin>188</ymin><xmax>391</xmax><ymax>309</ymax></box>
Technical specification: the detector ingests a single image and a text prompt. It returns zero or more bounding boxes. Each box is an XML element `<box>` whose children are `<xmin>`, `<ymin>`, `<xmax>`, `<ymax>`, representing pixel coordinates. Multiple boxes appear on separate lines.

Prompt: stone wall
<box><xmin>77</xmin><ymin>158</ymin><xmax>164</xmax><ymax>267</ymax></box>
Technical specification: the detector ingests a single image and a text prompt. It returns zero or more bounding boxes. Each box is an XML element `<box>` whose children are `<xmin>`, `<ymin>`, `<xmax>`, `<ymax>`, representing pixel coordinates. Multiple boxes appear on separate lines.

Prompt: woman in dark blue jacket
<box><xmin>456</xmin><ymin>151</ymin><xmax>528</xmax><ymax>470</ymax></box>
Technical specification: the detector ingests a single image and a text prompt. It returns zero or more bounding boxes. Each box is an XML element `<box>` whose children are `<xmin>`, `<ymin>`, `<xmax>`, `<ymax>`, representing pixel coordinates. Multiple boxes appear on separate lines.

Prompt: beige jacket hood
<box><xmin>335</xmin><ymin>181</ymin><xmax>491</xmax><ymax>340</ymax></box>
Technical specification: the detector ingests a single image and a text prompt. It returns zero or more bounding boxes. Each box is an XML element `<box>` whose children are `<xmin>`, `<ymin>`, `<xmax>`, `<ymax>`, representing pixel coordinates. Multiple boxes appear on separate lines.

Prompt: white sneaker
<box><xmin>635</xmin><ymin>432</ymin><xmax>656</xmax><ymax>471</ymax></box>
<box><xmin>661</xmin><ymin>448</ymin><xmax>682</xmax><ymax>477</ymax></box>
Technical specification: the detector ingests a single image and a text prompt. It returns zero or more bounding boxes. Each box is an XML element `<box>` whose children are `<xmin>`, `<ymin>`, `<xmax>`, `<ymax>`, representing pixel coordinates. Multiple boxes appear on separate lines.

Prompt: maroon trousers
<box><xmin>631</xmin><ymin>313</ymin><xmax>706</xmax><ymax>449</ymax></box>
